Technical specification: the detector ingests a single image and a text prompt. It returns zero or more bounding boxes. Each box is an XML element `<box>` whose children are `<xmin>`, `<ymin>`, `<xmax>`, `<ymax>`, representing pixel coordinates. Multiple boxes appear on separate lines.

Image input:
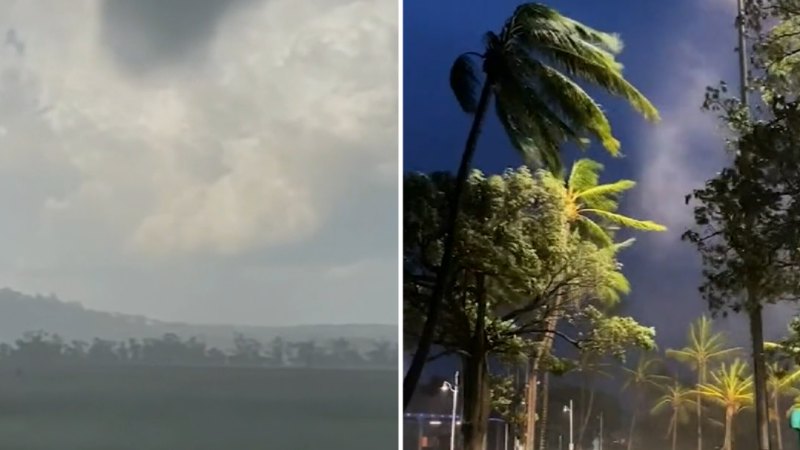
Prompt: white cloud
<box><xmin>632</xmin><ymin>42</ymin><xmax>732</xmax><ymax>251</ymax></box>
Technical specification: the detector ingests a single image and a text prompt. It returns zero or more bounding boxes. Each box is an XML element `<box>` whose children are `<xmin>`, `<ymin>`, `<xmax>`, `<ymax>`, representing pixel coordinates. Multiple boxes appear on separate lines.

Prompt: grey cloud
<box><xmin>99</xmin><ymin>0</ymin><xmax>263</xmax><ymax>74</ymax></box>
<box><xmin>0</xmin><ymin>0</ymin><xmax>398</xmax><ymax>326</ymax></box>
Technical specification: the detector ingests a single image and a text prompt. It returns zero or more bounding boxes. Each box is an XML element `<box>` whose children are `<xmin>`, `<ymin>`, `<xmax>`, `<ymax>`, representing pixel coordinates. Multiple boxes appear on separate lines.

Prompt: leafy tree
<box><xmin>404</xmin><ymin>168</ymin><xmax>655</xmax><ymax>450</ymax></box>
<box><xmin>651</xmin><ymin>381</ymin><xmax>696</xmax><ymax>450</ymax></box>
<box><xmin>404</xmin><ymin>2</ymin><xmax>660</xmax><ymax>408</ymax></box>
<box><xmin>685</xmin><ymin>4</ymin><xmax>800</xmax><ymax>448</ymax></box>
<box><xmin>684</xmin><ymin>86</ymin><xmax>800</xmax><ymax>450</ymax></box>
<box><xmin>367</xmin><ymin>340</ymin><xmax>396</xmax><ymax>367</ymax></box>
<box><xmin>269</xmin><ymin>337</ymin><xmax>285</xmax><ymax>366</ymax></box>
<box><xmin>695</xmin><ymin>360</ymin><xmax>754</xmax><ymax>450</ymax></box>
<box><xmin>229</xmin><ymin>333</ymin><xmax>265</xmax><ymax>365</ymax></box>
<box><xmin>666</xmin><ymin>316</ymin><xmax>740</xmax><ymax>450</ymax></box>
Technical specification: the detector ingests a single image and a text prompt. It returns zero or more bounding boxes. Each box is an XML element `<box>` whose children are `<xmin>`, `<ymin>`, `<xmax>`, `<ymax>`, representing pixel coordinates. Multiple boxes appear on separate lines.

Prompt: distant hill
<box><xmin>0</xmin><ymin>288</ymin><xmax>396</xmax><ymax>349</ymax></box>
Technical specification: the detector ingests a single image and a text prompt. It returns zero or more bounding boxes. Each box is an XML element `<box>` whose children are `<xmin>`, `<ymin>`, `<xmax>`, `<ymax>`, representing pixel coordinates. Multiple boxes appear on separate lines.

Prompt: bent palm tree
<box><xmin>526</xmin><ymin>161</ymin><xmax>665</xmax><ymax>449</ymax></box>
<box><xmin>403</xmin><ymin>2</ymin><xmax>660</xmax><ymax>408</ymax></box>
<box><xmin>695</xmin><ymin>359</ymin><xmax>754</xmax><ymax>450</ymax></box>
<box><xmin>651</xmin><ymin>382</ymin><xmax>696</xmax><ymax>450</ymax></box>
<box><xmin>561</xmin><ymin>158</ymin><xmax>666</xmax><ymax>245</ymax></box>
<box><xmin>666</xmin><ymin>316</ymin><xmax>740</xmax><ymax>450</ymax></box>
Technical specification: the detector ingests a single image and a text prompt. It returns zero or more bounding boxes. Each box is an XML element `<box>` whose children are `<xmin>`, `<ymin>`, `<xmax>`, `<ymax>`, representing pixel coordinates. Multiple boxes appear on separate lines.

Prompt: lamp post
<box><xmin>441</xmin><ymin>371</ymin><xmax>459</xmax><ymax>450</ymax></box>
<box><xmin>563</xmin><ymin>400</ymin><xmax>574</xmax><ymax>450</ymax></box>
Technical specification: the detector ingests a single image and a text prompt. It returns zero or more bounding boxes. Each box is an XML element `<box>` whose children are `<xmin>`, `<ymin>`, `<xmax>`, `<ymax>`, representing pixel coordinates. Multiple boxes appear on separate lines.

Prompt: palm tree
<box><xmin>560</xmin><ymin>158</ymin><xmax>666</xmax><ymax>246</ymax></box>
<box><xmin>651</xmin><ymin>381</ymin><xmax>696</xmax><ymax>450</ymax></box>
<box><xmin>695</xmin><ymin>359</ymin><xmax>754</xmax><ymax>450</ymax></box>
<box><xmin>767</xmin><ymin>362</ymin><xmax>800</xmax><ymax>450</ymax></box>
<box><xmin>575</xmin><ymin>352</ymin><xmax>613</xmax><ymax>449</ymax></box>
<box><xmin>666</xmin><ymin>316</ymin><xmax>740</xmax><ymax>450</ymax></box>
<box><xmin>622</xmin><ymin>354</ymin><xmax>670</xmax><ymax>450</ymax></box>
<box><xmin>403</xmin><ymin>2</ymin><xmax>660</xmax><ymax>409</ymax></box>
<box><xmin>526</xmin><ymin>161</ymin><xmax>665</xmax><ymax>450</ymax></box>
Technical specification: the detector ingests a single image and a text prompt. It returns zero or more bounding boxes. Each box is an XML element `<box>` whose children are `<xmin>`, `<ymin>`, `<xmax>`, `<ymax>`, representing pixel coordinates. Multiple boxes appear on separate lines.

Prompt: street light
<box><xmin>563</xmin><ymin>400</ymin><xmax>574</xmax><ymax>450</ymax></box>
<box><xmin>441</xmin><ymin>371</ymin><xmax>459</xmax><ymax>450</ymax></box>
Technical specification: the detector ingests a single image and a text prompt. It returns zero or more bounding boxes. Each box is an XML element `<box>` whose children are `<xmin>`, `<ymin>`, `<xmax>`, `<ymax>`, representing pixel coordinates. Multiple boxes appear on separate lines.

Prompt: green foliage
<box><xmin>684</xmin><ymin>87</ymin><xmax>800</xmax><ymax>315</ymax></box>
<box><xmin>491</xmin><ymin>374</ymin><xmax>526</xmax><ymax>431</ymax></box>
<box><xmin>558</xmin><ymin>158</ymin><xmax>666</xmax><ymax>248</ymax></box>
<box><xmin>579</xmin><ymin>306</ymin><xmax>656</xmax><ymax>359</ymax></box>
<box><xmin>449</xmin><ymin>2</ymin><xmax>659</xmax><ymax>172</ymax></box>
<box><xmin>622</xmin><ymin>354</ymin><xmax>670</xmax><ymax>392</ymax></box>
<box><xmin>650</xmin><ymin>382</ymin><xmax>696</xmax><ymax>435</ymax></box>
<box><xmin>404</xmin><ymin>167</ymin><xmax>653</xmax><ymax>362</ymax></box>
<box><xmin>666</xmin><ymin>316</ymin><xmax>740</xmax><ymax>372</ymax></box>
<box><xmin>694</xmin><ymin>359</ymin><xmax>754</xmax><ymax>413</ymax></box>
<box><xmin>747</xmin><ymin>0</ymin><xmax>800</xmax><ymax>101</ymax></box>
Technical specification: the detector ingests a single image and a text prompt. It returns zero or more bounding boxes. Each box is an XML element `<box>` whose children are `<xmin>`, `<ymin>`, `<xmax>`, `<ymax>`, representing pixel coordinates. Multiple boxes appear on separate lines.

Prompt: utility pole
<box><xmin>737</xmin><ymin>0</ymin><xmax>749</xmax><ymax>105</ymax></box>
<box><xmin>735</xmin><ymin>3</ymin><xmax>770</xmax><ymax>450</ymax></box>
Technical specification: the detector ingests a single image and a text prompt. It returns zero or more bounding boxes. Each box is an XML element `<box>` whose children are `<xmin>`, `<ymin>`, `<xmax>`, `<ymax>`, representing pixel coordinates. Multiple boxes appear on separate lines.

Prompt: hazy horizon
<box><xmin>0</xmin><ymin>0</ymin><xmax>398</xmax><ymax>327</ymax></box>
<box><xmin>1</xmin><ymin>286</ymin><xmax>398</xmax><ymax>328</ymax></box>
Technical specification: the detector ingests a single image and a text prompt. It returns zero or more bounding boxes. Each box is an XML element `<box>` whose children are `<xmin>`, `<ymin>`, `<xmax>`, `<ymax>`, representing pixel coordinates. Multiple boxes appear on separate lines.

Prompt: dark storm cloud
<box><xmin>98</xmin><ymin>0</ymin><xmax>263</xmax><ymax>73</ymax></box>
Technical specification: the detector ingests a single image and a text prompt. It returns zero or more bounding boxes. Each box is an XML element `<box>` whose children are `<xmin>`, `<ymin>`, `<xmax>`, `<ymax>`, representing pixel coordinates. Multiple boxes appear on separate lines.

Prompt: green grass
<box><xmin>0</xmin><ymin>365</ymin><xmax>396</xmax><ymax>449</ymax></box>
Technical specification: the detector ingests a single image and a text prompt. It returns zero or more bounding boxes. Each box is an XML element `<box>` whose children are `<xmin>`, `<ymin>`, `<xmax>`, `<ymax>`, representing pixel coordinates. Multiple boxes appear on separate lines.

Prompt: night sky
<box><xmin>403</xmin><ymin>0</ymin><xmax>798</xmax><ymax>377</ymax></box>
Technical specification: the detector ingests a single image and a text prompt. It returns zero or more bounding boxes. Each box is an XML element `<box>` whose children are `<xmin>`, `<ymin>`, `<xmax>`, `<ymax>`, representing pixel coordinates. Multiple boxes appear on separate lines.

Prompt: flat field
<box><xmin>0</xmin><ymin>365</ymin><xmax>396</xmax><ymax>449</ymax></box>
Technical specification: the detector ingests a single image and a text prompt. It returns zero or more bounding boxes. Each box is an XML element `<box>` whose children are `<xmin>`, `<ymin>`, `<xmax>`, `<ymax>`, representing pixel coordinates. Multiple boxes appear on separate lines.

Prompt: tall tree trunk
<box><xmin>525</xmin><ymin>301</ymin><xmax>561</xmax><ymax>450</ymax></box>
<box><xmin>403</xmin><ymin>79</ymin><xmax>494</xmax><ymax>409</ymax></box>
<box><xmin>462</xmin><ymin>274</ymin><xmax>490</xmax><ymax>450</ymax></box>
<box><xmin>672</xmin><ymin>408</ymin><xmax>679</xmax><ymax>450</ymax></box>
<box><xmin>510</xmin><ymin>364</ymin><xmax>524</xmax><ymax>449</ymax></box>
<box><xmin>577</xmin><ymin>386</ymin><xmax>596</xmax><ymax>448</ymax></box>
<box><xmin>749</xmin><ymin>302</ymin><xmax>772</xmax><ymax>450</ymax></box>
<box><xmin>697</xmin><ymin>364</ymin><xmax>705</xmax><ymax>450</ymax></box>
<box><xmin>525</xmin><ymin>361</ymin><xmax>540</xmax><ymax>450</ymax></box>
<box><xmin>627</xmin><ymin>392</ymin><xmax>641</xmax><ymax>450</ymax></box>
<box><xmin>775</xmin><ymin>394</ymin><xmax>784</xmax><ymax>450</ymax></box>
<box><xmin>626</xmin><ymin>411</ymin><xmax>637</xmax><ymax>450</ymax></box>
<box><xmin>725</xmin><ymin>407</ymin><xmax>735</xmax><ymax>450</ymax></box>
<box><xmin>462</xmin><ymin>352</ymin><xmax>490</xmax><ymax>450</ymax></box>
<box><xmin>538</xmin><ymin>371</ymin><xmax>551</xmax><ymax>450</ymax></box>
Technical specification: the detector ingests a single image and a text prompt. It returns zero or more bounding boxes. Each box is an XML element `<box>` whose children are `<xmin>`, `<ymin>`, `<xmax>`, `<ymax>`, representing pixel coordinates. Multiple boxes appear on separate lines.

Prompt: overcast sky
<box><xmin>0</xmin><ymin>0</ymin><xmax>398</xmax><ymax>326</ymax></box>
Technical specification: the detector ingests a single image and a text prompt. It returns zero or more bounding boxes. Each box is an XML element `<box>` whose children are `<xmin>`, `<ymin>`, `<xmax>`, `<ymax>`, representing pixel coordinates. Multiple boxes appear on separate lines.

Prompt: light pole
<box><xmin>563</xmin><ymin>400</ymin><xmax>574</xmax><ymax>450</ymax></box>
<box><xmin>441</xmin><ymin>371</ymin><xmax>459</xmax><ymax>450</ymax></box>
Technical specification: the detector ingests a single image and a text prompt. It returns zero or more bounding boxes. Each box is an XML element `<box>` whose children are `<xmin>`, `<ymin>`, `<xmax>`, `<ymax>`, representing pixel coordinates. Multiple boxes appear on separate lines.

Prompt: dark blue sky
<box><xmin>403</xmin><ymin>0</ymin><xmax>798</xmax><ymax>376</ymax></box>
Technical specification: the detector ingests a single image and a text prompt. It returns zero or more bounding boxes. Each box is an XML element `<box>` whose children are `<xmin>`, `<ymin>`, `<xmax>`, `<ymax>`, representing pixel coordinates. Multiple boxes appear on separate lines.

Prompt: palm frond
<box><xmin>507</xmin><ymin>3</ymin><xmax>659</xmax><ymax>123</ymax></box>
<box><xmin>494</xmin><ymin>92</ymin><xmax>561</xmax><ymax>173</ymax></box>
<box><xmin>511</xmin><ymin>4</ymin><xmax>623</xmax><ymax>54</ymax></box>
<box><xmin>576</xmin><ymin>180</ymin><xmax>636</xmax><ymax>202</ymax></box>
<box><xmin>524</xmin><ymin>59</ymin><xmax>621</xmax><ymax>154</ymax></box>
<box><xmin>567</xmin><ymin>159</ymin><xmax>602</xmax><ymax>193</ymax></box>
<box><xmin>450</xmin><ymin>53</ymin><xmax>483</xmax><ymax>113</ymax></box>
<box><xmin>536</xmin><ymin>45</ymin><xmax>659</xmax><ymax>122</ymax></box>
<box><xmin>581</xmin><ymin>209</ymin><xmax>667</xmax><ymax>232</ymax></box>
<box><xmin>575</xmin><ymin>215</ymin><xmax>613</xmax><ymax>247</ymax></box>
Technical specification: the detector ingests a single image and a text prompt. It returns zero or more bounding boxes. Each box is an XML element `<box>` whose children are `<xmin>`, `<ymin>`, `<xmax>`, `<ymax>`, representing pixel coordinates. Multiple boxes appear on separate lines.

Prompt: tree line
<box><xmin>0</xmin><ymin>330</ymin><xmax>396</xmax><ymax>370</ymax></box>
